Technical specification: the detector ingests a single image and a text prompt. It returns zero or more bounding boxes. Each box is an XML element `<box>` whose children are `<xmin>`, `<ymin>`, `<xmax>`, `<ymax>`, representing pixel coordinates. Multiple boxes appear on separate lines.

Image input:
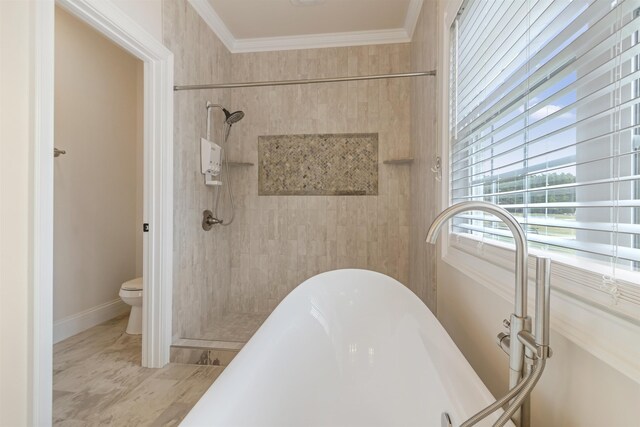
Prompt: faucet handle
<box><xmin>496</xmin><ymin>332</ymin><xmax>510</xmax><ymax>355</ymax></box>
<box><xmin>534</xmin><ymin>256</ymin><xmax>551</xmax><ymax>349</ymax></box>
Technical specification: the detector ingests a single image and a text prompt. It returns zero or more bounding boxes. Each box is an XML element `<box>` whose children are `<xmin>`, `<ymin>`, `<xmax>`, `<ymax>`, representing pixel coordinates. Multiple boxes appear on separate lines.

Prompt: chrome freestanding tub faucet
<box><xmin>427</xmin><ymin>201</ymin><xmax>552</xmax><ymax>427</ymax></box>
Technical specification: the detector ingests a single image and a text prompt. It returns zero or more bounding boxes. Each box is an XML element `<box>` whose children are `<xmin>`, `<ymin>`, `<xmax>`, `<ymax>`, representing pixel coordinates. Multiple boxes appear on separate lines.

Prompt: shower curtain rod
<box><xmin>173</xmin><ymin>70</ymin><xmax>436</xmax><ymax>91</ymax></box>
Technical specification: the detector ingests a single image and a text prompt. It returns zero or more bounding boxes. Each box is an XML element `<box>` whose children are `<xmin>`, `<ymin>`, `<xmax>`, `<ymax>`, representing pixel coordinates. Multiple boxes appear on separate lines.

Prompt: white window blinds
<box><xmin>450</xmin><ymin>0</ymin><xmax>640</xmax><ymax>276</ymax></box>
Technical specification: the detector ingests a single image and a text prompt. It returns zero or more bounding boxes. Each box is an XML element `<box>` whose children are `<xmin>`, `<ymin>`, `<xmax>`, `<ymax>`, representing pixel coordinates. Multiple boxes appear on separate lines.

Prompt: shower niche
<box><xmin>258</xmin><ymin>133</ymin><xmax>379</xmax><ymax>196</ymax></box>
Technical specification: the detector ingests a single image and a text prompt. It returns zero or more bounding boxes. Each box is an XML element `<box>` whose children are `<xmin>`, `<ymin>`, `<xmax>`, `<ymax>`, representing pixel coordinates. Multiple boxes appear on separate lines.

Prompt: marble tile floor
<box><xmin>53</xmin><ymin>314</ymin><xmax>223</xmax><ymax>426</ymax></box>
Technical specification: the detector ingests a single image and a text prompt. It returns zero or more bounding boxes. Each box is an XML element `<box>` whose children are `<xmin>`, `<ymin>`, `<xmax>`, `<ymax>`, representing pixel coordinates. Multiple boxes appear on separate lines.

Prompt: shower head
<box><xmin>223</xmin><ymin>108</ymin><xmax>245</xmax><ymax>125</ymax></box>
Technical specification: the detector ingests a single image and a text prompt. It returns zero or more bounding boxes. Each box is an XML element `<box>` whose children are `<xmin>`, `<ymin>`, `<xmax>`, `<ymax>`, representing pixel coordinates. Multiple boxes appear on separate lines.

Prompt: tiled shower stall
<box><xmin>165</xmin><ymin>0</ymin><xmax>438</xmax><ymax>359</ymax></box>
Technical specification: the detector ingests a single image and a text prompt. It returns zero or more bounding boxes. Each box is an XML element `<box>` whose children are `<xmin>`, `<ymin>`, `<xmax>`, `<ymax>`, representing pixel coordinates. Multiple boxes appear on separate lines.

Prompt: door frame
<box><xmin>34</xmin><ymin>0</ymin><xmax>173</xmax><ymax>423</ymax></box>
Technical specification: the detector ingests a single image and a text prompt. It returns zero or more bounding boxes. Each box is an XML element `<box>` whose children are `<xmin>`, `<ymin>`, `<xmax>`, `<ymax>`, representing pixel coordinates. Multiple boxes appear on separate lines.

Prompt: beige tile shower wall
<box><xmin>163</xmin><ymin>0</ymin><xmax>233</xmax><ymax>339</ymax></box>
<box><xmin>409</xmin><ymin>1</ymin><xmax>439</xmax><ymax>311</ymax></box>
<box><xmin>227</xmin><ymin>44</ymin><xmax>412</xmax><ymax>315</ymax></box>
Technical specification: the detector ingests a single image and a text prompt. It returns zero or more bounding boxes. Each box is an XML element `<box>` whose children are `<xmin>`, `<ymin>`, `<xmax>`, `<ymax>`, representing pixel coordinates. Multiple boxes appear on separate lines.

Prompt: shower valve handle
<box><xmin>202</xmin><ymin>210</ymin><xmax>222</xmax><ymax>230</ymax></box>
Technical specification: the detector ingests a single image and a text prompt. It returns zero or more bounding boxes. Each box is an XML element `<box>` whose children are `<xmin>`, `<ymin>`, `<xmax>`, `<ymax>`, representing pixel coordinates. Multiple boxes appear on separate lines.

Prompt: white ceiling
<box><xmin>189</xmin><ymin>0</ymin><xmax>424</xmax><ymax>53</ymax></box>
<box><xmin>209</xmin><ymin>0</ymin><xmax>412</xmax><ymax>39</ymax></box>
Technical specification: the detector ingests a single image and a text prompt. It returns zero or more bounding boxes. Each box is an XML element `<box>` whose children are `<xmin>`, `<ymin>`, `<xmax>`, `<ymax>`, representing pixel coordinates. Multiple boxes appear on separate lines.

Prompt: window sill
<box><xmin>441</xmin><ymin>233</ymin><xmax>640</xmax><ymax>384</ymax></box>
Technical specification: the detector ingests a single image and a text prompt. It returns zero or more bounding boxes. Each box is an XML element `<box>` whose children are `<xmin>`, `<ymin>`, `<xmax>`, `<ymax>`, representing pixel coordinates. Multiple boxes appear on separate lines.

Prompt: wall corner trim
<box><xmin>404</xmin><ymin>0</ymin><xmax>424</xmax><ymax>40</ymax></box>
<box><xmin>187</xmin><ymin>0</ymin><xmax>236</xmax><ymax>52</ymax></box>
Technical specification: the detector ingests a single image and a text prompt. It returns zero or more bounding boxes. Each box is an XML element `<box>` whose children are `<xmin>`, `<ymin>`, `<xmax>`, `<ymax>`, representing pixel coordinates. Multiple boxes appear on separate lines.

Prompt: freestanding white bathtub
<box><xmin>181</xmin><ymin>269</ymin><xmax>510</xmax><ymax>427</ymax></box>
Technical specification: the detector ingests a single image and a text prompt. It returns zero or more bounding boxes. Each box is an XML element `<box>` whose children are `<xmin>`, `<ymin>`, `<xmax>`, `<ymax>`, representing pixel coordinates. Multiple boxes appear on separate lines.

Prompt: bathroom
<box><xmin>2</xmin><ymin>0</ymin><xmax>640</xmax><ymax>426</ymax></box>
<box><xmin>52</xmin><ymin>6</ymin><xmax>145</xmax><ymax>344</ymax></box>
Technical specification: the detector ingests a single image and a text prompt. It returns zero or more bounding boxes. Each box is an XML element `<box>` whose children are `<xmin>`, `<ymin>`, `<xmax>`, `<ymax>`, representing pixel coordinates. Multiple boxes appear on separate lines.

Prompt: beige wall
<box><xmin>421</xmin><ymin>0</ymin><xmax>640</xmax><ymax>425</ymax></box>
<box><xmin>54</xmin><ymin>7</ymin><xmax>143</xmax><ymax>322</ymax></box>
<box><xmin>408</xmin><ymin>0</ymin><xmax>438</xmax><ymax>310</ymax></box>
<box><xmin>164</xmin><ymin>2</ymin><xmax>411</xmax><ymax>334</ymax></box>
<box><xmin>163</xmin><ymin>0</ymin><xmax>234</xmax><ymax>339</ymax></box>
<box><xmin>437</xmin><ymin>261</ymin><xmax>640</xmax><ymax>426</ymax></box>
<box><xmin>164</xmin><ymin>2</ymin><xmax>412</xmax><ymax>334</ymax></box>
<box><xmin>227</xmin><ymin>45</ymin><xmax>411</xmax><ymax>315</ymax></box>
<box><xmin>0</xmin><ymin>1</ymin><xmax>35</xmax><ymax>424</ymax></box>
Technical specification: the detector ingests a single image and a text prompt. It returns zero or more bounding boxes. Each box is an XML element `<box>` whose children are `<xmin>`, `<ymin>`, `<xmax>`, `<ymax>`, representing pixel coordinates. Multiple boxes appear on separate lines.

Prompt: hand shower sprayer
<box><xmin>202</xmin><ymin>101</ymin><xmax>245</xmax><ymax>228</ymax></box>
<box><xmin>205</xmin><ymin>102</ymin><xmax>245</xmax><ymax>144</ymax></box>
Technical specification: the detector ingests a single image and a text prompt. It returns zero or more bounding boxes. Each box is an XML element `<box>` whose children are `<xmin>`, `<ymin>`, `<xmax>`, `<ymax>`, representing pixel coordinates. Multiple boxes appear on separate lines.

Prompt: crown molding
<box><xmin>189</xmin><ymin>0</ymin><xmax>423</xmax><ymax>53</ymax></box>
<box><xmin>188</xmin><ymin>0</ymin><xmax>235</xmax><ymax>52</ymax></box>
<box><xmin>233</xmin><ymin>28</ymin><xmax>411</xmax><ymax>53</ymax></box>
<box><xmin>404</xmin><ymin>0</ymin><xmax>424</xmax><ymax>39</ymax></box>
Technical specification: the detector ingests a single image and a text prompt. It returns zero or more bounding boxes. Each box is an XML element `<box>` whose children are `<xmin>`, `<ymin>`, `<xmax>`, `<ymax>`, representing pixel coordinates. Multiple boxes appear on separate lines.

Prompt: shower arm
<box><xmin>426</xmin><ymin>201</ymin><xmax>552</xmax><ymax>427</ymax></box>
<box><xmin>206</xmin><ymin>102</ymin><xmax>224</xmax><ymax>141</ymax></box>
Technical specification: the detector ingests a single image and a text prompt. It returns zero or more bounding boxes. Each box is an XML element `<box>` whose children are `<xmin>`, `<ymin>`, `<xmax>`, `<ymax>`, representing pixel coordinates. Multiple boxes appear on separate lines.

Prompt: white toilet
<box><xmin>119</xmin><ymin>277</ymin><xmax>143</xmax><ymax>335</ymax></box>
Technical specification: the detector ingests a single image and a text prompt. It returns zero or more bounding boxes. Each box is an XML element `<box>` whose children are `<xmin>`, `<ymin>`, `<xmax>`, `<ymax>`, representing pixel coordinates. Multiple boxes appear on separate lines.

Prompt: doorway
<box><xmin>53</xmin><ymin>6</ymin><xmax>144</xmax><ymax>345</ymax></box>
<box><xmin>31</xmin><ymin>0</ymin><xmax>173</xmax><ymax>423</ymax></box>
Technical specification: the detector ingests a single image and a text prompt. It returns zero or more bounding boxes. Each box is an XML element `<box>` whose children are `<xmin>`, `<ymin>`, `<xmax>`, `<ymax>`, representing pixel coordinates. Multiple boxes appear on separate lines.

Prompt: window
<box><xmin>449</xmin><ymin>0</ymin><xmax>640</xmax><ymax>294</ymax></box>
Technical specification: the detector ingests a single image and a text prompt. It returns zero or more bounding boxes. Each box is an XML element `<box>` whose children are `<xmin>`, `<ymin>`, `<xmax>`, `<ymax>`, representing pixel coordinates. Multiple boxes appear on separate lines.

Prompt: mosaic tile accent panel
<box><xmin>258</xmin><ymin>133</ymin><xmax>378</xmax><ymax>196</ymax></box>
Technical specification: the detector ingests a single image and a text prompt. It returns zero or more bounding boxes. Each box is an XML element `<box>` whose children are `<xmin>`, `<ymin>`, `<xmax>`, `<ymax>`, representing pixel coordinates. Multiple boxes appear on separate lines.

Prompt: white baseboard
<box><xmin>53</xmin><ymin>299</ymin><xmax>130</xmax><ymax>344</ymax></box>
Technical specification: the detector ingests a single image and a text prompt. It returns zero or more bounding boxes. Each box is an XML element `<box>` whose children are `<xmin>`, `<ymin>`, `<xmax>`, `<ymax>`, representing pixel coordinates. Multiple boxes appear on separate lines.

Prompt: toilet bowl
<box><xmin>119</xmin><ymin>277</ymin><xmax>143</xmax><ymax>335</ymax></box>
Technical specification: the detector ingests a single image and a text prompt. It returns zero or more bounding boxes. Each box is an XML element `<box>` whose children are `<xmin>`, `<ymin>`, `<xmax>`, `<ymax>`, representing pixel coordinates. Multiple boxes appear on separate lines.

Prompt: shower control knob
<box><xmin>503</xmin><ymin>319</ymin><xmax>511</xmax><ymax>330</ymax></box>
<box><xmin>202</xmin><ymin>210</ymin><xmax>221</xmax><ymax>230</ymax></box>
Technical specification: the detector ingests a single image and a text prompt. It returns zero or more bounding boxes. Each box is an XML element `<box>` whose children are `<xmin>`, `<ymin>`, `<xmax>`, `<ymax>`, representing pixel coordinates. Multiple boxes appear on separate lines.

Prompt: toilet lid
<box><xmin>121</xmin><ymin>277</ymin><xmax>143</xmax><ymax>291</ymax></box>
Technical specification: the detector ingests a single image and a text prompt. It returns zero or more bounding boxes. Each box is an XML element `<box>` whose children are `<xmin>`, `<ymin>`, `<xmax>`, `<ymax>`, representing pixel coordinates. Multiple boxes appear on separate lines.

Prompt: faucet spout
<box><xmin>426</xmin><ymin>201</ymin><xmax>528</xmax><ymax>317</ymax></box>
<box><xmin>427</xmin><ymin>201</ymin><xmax>551</xmax><ymax>427</ymax></box>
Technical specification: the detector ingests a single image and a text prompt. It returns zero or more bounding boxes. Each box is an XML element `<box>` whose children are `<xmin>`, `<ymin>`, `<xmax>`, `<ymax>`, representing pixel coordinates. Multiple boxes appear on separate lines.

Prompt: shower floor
<box><xmin>192</xmin><ymin>312</ymin><xmax>268</xmax><ymax>343</ymax></box>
